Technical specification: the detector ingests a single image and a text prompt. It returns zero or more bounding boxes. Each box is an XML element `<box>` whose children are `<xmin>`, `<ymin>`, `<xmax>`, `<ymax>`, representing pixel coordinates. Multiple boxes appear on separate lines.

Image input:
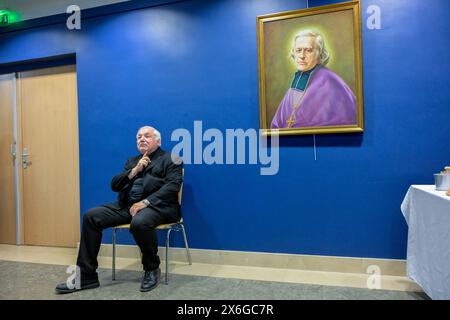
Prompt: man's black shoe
<box><xmin>55</xmin><ymin>278</ymin><xmax>100</xmax><ymax>294</ymax></box>
<box><xmin>140</xmin><ymin>268</ymin><xmax>160</xmax><ymax>292</ymax></box>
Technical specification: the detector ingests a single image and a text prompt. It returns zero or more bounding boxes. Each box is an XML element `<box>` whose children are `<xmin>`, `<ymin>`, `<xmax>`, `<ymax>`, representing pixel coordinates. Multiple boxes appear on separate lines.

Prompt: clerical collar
<box><xmin>291</xmin><ymin>64</ymin><xmax>320</xmax><ymax>91</ymax></box>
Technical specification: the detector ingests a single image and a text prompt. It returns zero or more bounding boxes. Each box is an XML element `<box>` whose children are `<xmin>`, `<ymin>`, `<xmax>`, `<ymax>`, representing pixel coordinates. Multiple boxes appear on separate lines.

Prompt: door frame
<box><xmin>0</xmin><ymin>54</ymin><xmax>79</xmax><ymax>246</ymax></box>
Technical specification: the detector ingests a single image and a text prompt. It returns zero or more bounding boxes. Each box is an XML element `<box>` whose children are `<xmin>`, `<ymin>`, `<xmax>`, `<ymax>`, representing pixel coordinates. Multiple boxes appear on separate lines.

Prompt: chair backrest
<box><xmin>178</xmin><ymin>168</ymin><xmax>184</xmax><ymax>206</ymax></box>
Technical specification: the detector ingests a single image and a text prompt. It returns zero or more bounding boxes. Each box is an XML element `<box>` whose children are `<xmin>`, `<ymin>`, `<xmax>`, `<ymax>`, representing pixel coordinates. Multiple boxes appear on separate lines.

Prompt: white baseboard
<box><xmin>98</xmin><ymin>243</ymin><xmax>406</xmax><ymax>276</ymax></box>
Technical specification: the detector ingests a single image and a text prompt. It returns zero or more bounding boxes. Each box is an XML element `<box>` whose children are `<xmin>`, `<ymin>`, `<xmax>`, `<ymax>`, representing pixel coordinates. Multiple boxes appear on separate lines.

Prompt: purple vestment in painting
<box><xmin>271</xmin><ymin>66</ymin><xmax>357</xmax><ymax>128</ymax></box>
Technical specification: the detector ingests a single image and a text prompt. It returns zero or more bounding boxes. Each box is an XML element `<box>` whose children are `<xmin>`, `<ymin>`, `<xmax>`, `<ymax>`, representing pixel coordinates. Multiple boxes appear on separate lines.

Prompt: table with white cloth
<box><xmin>401</xmin><ymin>185</ymin><xmax>450</xmax><ymax>300</ymax></box>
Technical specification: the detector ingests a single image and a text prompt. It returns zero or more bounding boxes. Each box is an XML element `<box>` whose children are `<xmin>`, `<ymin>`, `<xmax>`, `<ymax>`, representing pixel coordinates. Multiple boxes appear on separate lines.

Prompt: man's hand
<box><xmin>128</xmin><ymin>152</ymin><xmax>150</xmax><ymax>179</ymax></box>
<box><xmin>130</xmin><ymin>200</ymin><xmax>148</xmax><ymax>217</ymax></box>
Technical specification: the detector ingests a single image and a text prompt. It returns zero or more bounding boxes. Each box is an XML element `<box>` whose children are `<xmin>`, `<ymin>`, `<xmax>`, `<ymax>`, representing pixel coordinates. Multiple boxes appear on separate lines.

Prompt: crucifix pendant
<box><xmin>286</xmin><ymin>116</ymin><xmax>295</xmax><ymax>128</ymax></box>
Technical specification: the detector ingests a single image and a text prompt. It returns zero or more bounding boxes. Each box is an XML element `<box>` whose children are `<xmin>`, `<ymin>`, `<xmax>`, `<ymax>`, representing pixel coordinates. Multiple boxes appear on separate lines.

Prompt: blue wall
<box><xmin>0</xmin><ymin>0</ymin><xmax>448</xmax><ymax>259</ymax></box>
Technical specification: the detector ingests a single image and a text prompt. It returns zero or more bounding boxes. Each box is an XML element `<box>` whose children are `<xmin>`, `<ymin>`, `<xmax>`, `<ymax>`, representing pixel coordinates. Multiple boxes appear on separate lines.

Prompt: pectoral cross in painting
<box><xmin>286</xmin><ymin>115</ymin><xmax>295</xmax><ymax>128</ymax></box>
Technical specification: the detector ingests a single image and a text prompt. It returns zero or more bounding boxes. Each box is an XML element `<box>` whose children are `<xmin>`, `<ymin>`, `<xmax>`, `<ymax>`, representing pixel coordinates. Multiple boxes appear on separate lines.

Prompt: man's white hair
<box><xmin>291</xmin><ymin>29</ymin><xmax>330</xmax><ymax>66</ymax></box>
<box><xmin>137</xmin><ymin>126</ymin><xmax>162</xmax><ymax>145</ymax></box>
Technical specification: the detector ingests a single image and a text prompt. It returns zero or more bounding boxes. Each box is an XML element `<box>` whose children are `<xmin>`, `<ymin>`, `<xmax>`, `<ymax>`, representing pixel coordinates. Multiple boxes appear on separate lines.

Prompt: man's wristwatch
<box><xmin>142</xmin><ymin>199</ymin><xmax>150</xmax><ymax>207</ymax></box>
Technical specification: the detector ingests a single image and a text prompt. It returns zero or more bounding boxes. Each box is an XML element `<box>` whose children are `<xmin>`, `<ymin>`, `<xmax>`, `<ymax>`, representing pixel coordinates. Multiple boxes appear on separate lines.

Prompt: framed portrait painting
<box><xmin>257</xmin><ymin>0</ymin><xmax>364</xmax><ymax>136</ymax></box>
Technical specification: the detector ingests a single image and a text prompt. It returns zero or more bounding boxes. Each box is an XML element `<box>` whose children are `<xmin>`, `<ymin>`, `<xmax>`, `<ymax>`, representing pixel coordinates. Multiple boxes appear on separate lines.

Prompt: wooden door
<box><xmin>0</xmin><ymin>74</ymin><xmax>16</xmax><ymax>244</ymax></box>
<box><xmin>18</xmin><ymin>65</ymin><xmax>80</xmax><ymax>247</ymax></box>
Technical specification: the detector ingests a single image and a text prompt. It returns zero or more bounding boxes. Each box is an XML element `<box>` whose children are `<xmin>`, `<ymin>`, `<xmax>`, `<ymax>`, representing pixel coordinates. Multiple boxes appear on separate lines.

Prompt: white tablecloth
<box><xmin>401</xmin><ymin>185</ymin><xmax>450</xmax><ymax>300</ymax></box>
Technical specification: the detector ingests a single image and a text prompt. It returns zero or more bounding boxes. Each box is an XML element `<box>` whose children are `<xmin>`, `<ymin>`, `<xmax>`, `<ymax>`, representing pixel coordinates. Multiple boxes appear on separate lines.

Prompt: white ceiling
<box><xmin>0</xmin><ymin>0</ymin><xmax>131</xmax><ymax>21</ymax></box>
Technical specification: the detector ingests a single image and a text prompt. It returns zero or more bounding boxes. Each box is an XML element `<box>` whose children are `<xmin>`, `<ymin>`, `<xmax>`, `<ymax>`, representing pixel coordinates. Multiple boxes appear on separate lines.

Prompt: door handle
<box><xmin>22</xmin><ymin>147</ymin><xmax>32</xmax><ymax>169</ymax></box>
<box><xmin>10</xmin><ymin>143</ymin><xmax>16</xmax><ymax>160</ymax></box>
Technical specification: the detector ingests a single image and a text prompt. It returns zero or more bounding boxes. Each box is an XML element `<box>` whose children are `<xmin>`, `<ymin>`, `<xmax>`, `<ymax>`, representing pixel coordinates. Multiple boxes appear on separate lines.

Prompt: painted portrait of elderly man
<box><xmin>257</xmin><ymin>2</ymin><xmax>364</xmax><ymax>135</ymax></box>
<box><xmin>270</xmin><ymin>30</ymin><xmax>356</xmax><ymax>129</ymax></box>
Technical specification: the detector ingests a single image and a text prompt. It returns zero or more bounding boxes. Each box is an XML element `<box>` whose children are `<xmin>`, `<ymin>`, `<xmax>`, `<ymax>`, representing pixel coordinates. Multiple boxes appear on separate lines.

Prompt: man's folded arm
<box><xmin>145</xmin><ymin>161</ymin><xmax>183</xmax><ymax>207</ymax></box>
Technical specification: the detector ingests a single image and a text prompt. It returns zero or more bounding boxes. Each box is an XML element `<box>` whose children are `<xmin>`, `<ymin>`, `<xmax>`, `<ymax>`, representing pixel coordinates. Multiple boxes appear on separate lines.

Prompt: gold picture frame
<box><xmin>257</xmin><ymin>0</ymin><xmax>364</xmax><ymax>136</ymax></box>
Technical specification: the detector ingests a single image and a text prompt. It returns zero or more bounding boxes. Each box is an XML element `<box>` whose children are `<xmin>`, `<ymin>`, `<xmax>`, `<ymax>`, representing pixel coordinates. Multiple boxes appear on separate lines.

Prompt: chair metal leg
<box><xmin>112</xmin><ymin>228</ymin><xmax>116</xmax><ymax>281</ymax></box>
<box><xmin>180</xmin><ymin>223</ymin><xmax>192</xmax><ymax>265</ymax></box>
<box><xmin>165</xmin><ymin>229</ymin><xmax>172</xmax><ymax>285</ymax></box>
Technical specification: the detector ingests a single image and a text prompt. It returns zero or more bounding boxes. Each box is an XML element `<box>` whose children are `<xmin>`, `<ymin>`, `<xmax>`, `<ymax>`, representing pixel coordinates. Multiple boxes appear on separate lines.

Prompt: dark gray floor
<box><xmin>0</xmin><ymin>260</ymin><xmax>428</xmax><ymax>300</ymax></box>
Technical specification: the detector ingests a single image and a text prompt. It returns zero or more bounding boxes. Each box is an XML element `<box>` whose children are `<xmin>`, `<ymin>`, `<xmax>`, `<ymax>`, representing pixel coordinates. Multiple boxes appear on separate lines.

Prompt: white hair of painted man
<box><xmin>290</xmin><ymin>29</ymin><xmax>330</xmax><ymax>66</ymax></box>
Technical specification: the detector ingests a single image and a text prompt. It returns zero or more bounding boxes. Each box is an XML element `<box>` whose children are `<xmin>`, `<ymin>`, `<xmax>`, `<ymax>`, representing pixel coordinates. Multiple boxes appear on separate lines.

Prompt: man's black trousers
<box><xmin>76</xmin><ymin>204</ymin><xmax>178</xmax><ymax>279</ymax></box>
